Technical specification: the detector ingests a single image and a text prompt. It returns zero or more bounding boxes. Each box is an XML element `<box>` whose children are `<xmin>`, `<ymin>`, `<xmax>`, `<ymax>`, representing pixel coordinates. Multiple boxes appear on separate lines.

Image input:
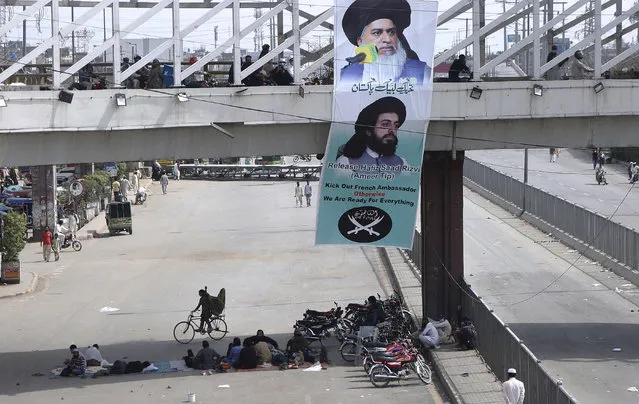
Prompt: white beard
<box><xmin>361</xmin><ymin>42</ymin><xmax>408</xmax><ymax>83</ymax></box>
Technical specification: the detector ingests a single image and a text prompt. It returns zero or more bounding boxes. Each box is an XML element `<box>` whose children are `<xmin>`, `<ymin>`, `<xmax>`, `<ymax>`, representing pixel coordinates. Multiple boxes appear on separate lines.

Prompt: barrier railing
<box><xmin>463</xmin><ymin>158</ymin><xmax>639</xmax><ymax>271</ymax></box>
<box><xmin>461</xmin><ymin>285</ymin><xmax>579</xmax><ymax>404</ymax></box>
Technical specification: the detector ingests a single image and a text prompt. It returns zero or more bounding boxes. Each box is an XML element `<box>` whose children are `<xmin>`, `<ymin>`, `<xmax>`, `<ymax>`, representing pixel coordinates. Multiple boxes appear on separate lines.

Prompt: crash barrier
<box><xmin>463</xmin><ymin>157</ymin><xmax>639</xmax><ymax>272</ymax></box>
<box><xmin>403</xmin><ymin>230</ymin><xmax>578</xmax><ymax>403</ymax></box>
<box><xmin>461</xmin><ymin>284</ymin><xmax>579</xmax><ymax>404</ymax></box>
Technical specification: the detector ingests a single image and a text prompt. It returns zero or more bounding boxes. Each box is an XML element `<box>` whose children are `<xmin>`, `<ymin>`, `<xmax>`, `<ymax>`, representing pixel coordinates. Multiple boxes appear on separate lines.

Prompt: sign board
<box><xmin>69</xmin><ymin>180</ymin><xmax>85</xmax><ymax>197</ymax></box>
<box><xmin>104</xmin><ymin>163</ymin><xmax>117</xmax><ymax>177</ymax></box>
<box><xmin>315</xmin><ymin>0</ymin><xmax>437</xmax><ymax>248</ymax></box>
<box><xmin>507</xmin><ymin>34</ymin><xmax>520</xmax><ymax>43</ymax></box>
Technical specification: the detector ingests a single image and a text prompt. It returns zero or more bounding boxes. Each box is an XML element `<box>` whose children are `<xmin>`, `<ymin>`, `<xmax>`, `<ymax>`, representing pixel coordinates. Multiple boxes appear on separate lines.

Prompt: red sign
<box><xmin>2</xmin><ymin>262</ymin><xmax>20</xmax><ymax>279</ymax></box>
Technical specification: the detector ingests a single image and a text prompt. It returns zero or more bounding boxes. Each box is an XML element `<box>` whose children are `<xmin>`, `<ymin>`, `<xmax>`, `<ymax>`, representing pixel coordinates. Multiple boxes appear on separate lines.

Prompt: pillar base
<box><xmin>420</xmin><ymin>151</ymin><xmax>464</xmax><ymax>323</ymax></box>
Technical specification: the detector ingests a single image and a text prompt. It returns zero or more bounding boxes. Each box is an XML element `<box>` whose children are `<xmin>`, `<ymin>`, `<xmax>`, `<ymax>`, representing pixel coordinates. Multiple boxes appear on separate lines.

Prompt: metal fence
<box><xmin>404</xmin><ymin>228</ymin><xmax>578</xmax><ymax>403</ymax></box>
<box><xmin>464</xmin><ymin>158</ymin><xmax>639</xmax><ymax>271</ymax></box>
<box><xmin>461</xmin><ymin>285</ymin><xmax>579</xmax><ymax>404</ymax></box>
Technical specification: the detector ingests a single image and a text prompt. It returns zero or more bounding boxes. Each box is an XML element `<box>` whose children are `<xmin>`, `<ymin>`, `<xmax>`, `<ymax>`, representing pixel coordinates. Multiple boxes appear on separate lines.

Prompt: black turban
<box><xmin>355</xmin><ymin>96</ymin><xmax>407</xmax><ymax>135</ymax></box>
<box><xmin>342</xmin><ymin>0</ymin><xmax>412</xmax><ymax>46</ymax></box>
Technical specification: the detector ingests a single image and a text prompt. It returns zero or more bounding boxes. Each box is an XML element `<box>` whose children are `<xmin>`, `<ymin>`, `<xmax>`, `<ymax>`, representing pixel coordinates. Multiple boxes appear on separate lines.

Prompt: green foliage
<box><xmin>1</xmin><ymin>211</ymin><xmax>27</xmax><ymax>262</ymax></box>
<box><xmin>82</xmin><ymin>170</ymin><xmax>111</xmax><ymax>200</ymax></box>
<box><xmin>116</xmin><ymin>163</ymin><xmax>128</xmax><ymax>180</ymax></box>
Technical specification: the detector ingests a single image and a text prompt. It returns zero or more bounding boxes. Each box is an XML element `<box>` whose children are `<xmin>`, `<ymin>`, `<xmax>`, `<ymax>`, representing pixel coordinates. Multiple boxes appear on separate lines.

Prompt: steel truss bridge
<box><xmin>1</xmin><ymin>0</ymin><xmax>639</xmax><ymax>88</ymax></box>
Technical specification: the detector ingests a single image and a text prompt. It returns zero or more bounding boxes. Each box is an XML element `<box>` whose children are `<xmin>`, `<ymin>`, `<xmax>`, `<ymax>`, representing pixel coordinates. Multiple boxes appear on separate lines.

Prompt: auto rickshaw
<box><xmin>106</xmin><ymin>201</ymin><xmax>132</xmax><ymax>235</ymax></box>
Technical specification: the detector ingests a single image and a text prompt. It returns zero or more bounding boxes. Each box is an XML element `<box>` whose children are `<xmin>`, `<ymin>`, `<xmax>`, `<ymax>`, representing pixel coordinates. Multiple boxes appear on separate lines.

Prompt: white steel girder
<box><xmin>2</xmin><ymin>0</ymin><xmax>639</xmax><ymax>85</ymax></box>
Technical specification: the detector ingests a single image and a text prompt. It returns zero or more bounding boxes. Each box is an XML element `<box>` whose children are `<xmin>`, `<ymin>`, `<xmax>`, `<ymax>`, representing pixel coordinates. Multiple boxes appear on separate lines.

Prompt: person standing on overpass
<box><xmin>503</xmin><ymin>368</ymin><xmax>525</xmax><ymax>404</ymax></box>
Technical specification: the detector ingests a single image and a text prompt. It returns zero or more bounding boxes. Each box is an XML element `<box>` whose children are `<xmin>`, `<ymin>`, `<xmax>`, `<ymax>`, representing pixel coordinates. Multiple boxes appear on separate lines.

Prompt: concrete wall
<box><xmin>2</xmin><ymin>80</ymin><xmax>639</xmax><ymax>165</ymax></box>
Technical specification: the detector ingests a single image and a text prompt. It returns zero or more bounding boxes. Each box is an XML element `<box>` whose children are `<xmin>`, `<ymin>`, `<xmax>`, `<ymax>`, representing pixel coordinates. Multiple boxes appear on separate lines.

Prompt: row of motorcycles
<box><xmin>293</xmin><ymin>292</ymin><xmax>432</xmax><ymax>388</ymax></box>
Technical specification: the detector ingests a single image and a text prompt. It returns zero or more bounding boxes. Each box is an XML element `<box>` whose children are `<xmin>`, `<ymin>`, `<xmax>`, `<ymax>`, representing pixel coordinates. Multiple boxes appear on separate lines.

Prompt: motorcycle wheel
<box><xmin>363</xmin><ymin>356</ymin><xmax>374</xmax><ymax>375</ymax></box>
<box><xmin>369</xmin><ymin>364</ymin><xmax>391</xmax><ymax>388</ymax></box>
<box><xmin>72</xmin><ymin>240</ymin><xmax>82</xmax><ymax>252</ymax></box>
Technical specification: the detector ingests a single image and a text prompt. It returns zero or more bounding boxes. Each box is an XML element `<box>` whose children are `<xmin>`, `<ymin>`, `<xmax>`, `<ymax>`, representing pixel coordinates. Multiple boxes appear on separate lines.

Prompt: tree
<box><xmin>1</xmin><ymin>211</ymin><xmax>27</xmax><ymax>262</ymax></box>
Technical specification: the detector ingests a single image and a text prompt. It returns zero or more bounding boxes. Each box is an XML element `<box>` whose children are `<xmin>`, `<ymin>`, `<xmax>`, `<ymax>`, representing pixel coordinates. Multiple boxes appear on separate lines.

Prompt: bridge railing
<box><xmin>464</xmin><ymin>157</ymin><xmax>639</xmax><ymax>271</ymax></box>
<box><xmin>3</xmin><ymin>0</ymin><xmax>639</xmax><ymax>87</ymax></box>
<box><xmin>405</xmin><ymin>229</ymin><xmax>578</xmax><ymax>403</ymax></box>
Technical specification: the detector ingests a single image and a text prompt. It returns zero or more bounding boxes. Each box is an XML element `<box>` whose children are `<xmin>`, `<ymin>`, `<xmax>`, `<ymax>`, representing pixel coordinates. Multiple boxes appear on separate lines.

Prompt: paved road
<box><xmin>0</xmin><ymin>180</ymin><xmax>445</xmax><ymax>404</ymax></box>
<box><xmin>463</xmin><ymin>188</ymin><xmax>639</xmax><ymax>404</ymax></box>
<box><xmin>467</xmin><ymin>149</ymin><xmax>639</xmax><ymax>228</ymax></box>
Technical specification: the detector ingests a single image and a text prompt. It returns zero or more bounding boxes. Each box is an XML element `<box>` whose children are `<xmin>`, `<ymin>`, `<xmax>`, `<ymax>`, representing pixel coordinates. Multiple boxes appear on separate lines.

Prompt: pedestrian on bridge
<box><xmin>160</xmin><ymin>171</ymin><xmax>169</xmax><ymax>194</ymax></box>
<box><xmin>503</xmin><ymin>368</ymin><xmax>525</xmax><ymax>404</ymax></box>
<box><xmin>549</xmin><ymin>148</ymin><xmax>556</xmax><ymax>163</ymax></box>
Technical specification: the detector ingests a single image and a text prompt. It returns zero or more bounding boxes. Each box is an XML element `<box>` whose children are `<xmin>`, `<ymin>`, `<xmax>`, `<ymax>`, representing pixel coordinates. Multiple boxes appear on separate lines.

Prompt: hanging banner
<box><xmin>315</xmin><ymin>0</ymin><xmax>437</xmax><ymax>248</ymax></box>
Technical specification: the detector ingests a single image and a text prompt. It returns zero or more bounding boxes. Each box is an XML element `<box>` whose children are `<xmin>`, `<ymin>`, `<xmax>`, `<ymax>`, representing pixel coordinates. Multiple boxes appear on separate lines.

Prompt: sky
<box><xmin>0</xmin><ymin>0</ymin><xmax>636</xmax><ymax>62</ymax></box>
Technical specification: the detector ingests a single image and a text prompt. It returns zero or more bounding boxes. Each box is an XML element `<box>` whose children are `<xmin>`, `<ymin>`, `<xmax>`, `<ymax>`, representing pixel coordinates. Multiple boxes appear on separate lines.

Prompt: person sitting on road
<box><xmin>184</xmin><ymin>340</ymin><xmax>222</xmax><ymax>370</ymax></box>
<box><xmin>84</xmin><ymin>344</ymin><xmax>104</xmax><ymax>366</ymax></box>
<box><xmin>236</xmin><ymin>338</ymin><xmax>258</xmax><ymax>369</ymax></box>
<box><xmin>432</xmin><ymin>315</ymin><xmax>455</xmax><ymax>344</ymax></box>
<box><xmin>456</xmin><ymin>316</ymin><xmax>477</xmax><ymax>350</ymax></box>
<box><xmin>192</xmin><ymin>289</ymin><xmax>213</xmax><ymax>333</ymax></box>
<box><xmin>286</xmin><ymin>329</ymin><xmax>309</xmax><ymax>366</ymax></box>
<box><xmin>254</xmin><ymin>340</ymin><xmax>272</xmax><ymax>366</ymax></box>
<box><xmin>417</xmin><ymin>320</ymin><xmax>440</xmax><ymax>350</ymax></box>
<box><xmin>225</xmin><ymin>337</ymin><xmax>243</xmax><ymax>367</ymax></box>
<box><xmin>60</xmin><ymin>347</ymin><xmax>87</xmax><ymax>377</ymax></box>
<box><xmin>244</xmin><ymin>329</ymin><xmax>279</xmax><ymax>349</ymax></box>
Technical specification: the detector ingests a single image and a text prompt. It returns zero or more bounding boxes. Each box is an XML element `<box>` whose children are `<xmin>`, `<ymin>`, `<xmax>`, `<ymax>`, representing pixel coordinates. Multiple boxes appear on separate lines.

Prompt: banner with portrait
<box><xmin>315</xmin><ymin>0</ymin><xmax>437</xmax><ymax>248</ymax></box>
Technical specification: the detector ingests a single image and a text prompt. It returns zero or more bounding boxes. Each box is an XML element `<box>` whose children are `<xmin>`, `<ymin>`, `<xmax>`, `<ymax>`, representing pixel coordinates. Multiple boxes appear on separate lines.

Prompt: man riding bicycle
<box><xmin>192</xmin><ymin>289</ymin><xmax>213</xmax><ymax>333</ymax></box>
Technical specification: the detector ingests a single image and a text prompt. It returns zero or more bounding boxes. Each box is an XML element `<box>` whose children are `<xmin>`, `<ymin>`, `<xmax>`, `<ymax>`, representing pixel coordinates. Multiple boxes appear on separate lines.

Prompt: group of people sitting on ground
<box><xmin>417</xmin><ymin>315</ymin><xmax>477</xmax><ymax>351</ymax></box>
<box><xmin>60</xmin><ymin>344</ymin><xmax>108</xmax><ymax>377</ymax></box>
<box><xmin>182</xmin><ymin>328</ymin><xmax>324</xmax><ymax>372</ymax></box>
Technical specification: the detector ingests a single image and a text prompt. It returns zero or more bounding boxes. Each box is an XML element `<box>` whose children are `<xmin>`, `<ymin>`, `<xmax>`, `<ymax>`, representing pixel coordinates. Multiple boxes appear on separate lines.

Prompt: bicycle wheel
<box><xmin>207</xmin><ymin>317</ymin><xmax>227</xmax><ymax>340</ymax></box>
<box><xmin>173</xmin><ymin>321</ymin><xmax>195</xmax><ymax>344</ymax></box>
<box><xmin>415</xmin><ymin>355</ymin><xmax>432</xmax><ymax>384</ymax></box>
<box><xmin>339</xmin><ymin>341</ymin><xmax>357</xmax><ymax>363</ymax></box>
<box><xmin>369</xmin><ymin>364</ymin><xmax>391</xmax><ymax>388</ymax></box>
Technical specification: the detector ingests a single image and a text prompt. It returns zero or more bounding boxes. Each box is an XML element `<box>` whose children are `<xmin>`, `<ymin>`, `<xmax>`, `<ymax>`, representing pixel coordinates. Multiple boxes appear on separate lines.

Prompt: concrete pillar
<box><xmin>78</xmin><ymin>163</ymin><xmax>94</xmax><ymax>176</ymax></box>
<box><xmin>420</xmin><ymin>151</ymin><xmax>464</xmax><ymax>323</ymax></box>
<box><xmin>31</xmin><ymin>165</ymin><xmax>57</xmax><ymax>242</ymax></box>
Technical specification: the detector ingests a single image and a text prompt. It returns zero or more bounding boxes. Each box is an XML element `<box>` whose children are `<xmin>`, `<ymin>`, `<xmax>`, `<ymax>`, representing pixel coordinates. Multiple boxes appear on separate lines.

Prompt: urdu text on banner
<box><xmin>315</xmin><ymin>0</ymin><xmax>438</xmax><ymax>248</ymax></box>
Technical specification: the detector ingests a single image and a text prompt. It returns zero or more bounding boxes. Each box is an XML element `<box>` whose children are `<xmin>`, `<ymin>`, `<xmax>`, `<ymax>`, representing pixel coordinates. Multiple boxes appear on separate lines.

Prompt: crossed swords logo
<box><xmin>347</xmin><ymin>214</ymin><xmax>385</xmax><ymax>236</ymax></box>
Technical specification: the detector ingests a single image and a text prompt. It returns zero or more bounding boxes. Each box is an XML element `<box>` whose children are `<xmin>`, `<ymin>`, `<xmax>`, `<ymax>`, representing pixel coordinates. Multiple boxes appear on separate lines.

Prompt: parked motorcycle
<box><xmin>135</xmin><ymin>187</ymin><xmax>147</xmax><ymax>205</ymax></box>
<box><xmin>368</xmin><ymin>346</ymin><xmax>431</xmax><ymax>387</ymax></box>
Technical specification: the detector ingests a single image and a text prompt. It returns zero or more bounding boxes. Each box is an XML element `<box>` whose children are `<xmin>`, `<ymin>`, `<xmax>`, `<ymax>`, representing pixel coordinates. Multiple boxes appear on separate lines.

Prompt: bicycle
<box><xmin>173</xmin><ymin>312</ymin><xmax>228</xmax><ymax>344</ymax></box>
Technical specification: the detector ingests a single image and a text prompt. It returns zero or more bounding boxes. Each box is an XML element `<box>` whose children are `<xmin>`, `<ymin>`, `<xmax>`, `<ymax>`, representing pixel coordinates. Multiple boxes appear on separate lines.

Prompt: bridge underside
<box><xmin>3</xmin><ymin>115</ymin><xmax>639</xmax><ymax>166</ymax></box>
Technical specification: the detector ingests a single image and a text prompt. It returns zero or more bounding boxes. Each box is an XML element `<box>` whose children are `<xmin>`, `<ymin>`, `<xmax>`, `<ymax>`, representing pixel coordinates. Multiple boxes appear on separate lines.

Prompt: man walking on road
<box><xmin>304</xmin><ymin>181</ymin><xmax>312</xmax><ymax>207</ymax></box>
<box><xmin>503</xmin><ymin>368</ymin><xmax>525</xmax><ymax>404</ymax></box>
<box><xmin>160</xmin><ymin>171</ymin><xmax>169</xmax><ymax>194</ymax></box>
<box><xmin>294</xmin><ymin>182</ymin><xmax>303</xmax><ymax>207</ymax></box>
<box><xmin>41</xmin><ymin>227</ymin><xmax>53</xmax><ymax>262</ymax></box>
<box><xmin>120</xmin><ymin>176</ymin><xmax>131</xmax><ymax>202</ymax></box>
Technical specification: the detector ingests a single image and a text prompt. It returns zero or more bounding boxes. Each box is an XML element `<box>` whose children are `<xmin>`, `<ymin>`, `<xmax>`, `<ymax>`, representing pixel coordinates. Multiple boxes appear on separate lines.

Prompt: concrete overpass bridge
<box><xmin>3</xmin><ymin>0</ymin><xmax>639</xmax><ymax>320</ymax></box>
